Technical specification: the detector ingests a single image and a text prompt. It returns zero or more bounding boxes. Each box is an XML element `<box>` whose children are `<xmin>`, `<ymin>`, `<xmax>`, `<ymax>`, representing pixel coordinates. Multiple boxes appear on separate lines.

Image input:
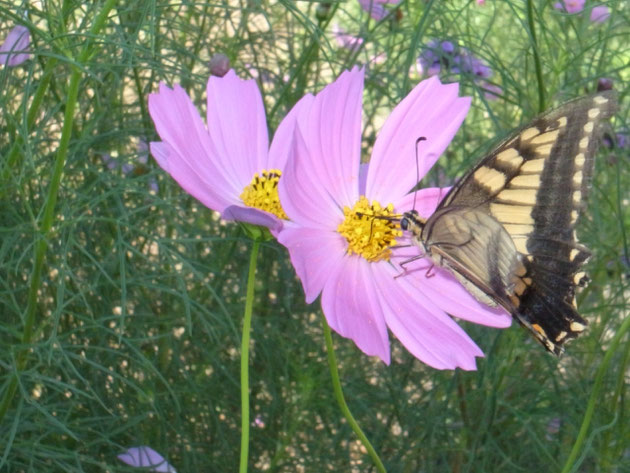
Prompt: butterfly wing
<box><xmin>421</xmin><ymin>91</ymin><xmax>617</xmax><ymax>354</ymax></box>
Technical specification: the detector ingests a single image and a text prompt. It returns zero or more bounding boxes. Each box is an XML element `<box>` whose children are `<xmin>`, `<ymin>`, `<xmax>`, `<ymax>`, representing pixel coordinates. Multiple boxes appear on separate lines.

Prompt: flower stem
<box><xmin>321</xmin><ymin>314</ymin><xmax>387</xmax><ymax>473</ymax></box>
<box><xmin>526</xmin><ymin>0</ymin><xmax>546</xmax><ymax>112</ymax></box>
<box><xmin>0</xmin><ymin>0</ymin><xmax>118</xmax><ymax>425</ymax></box>
<box><xmin>560</xmin><ymin>314</ymin><xmax>630</xmax><ymax>473</ymax></box>
<box><xmin>239</xmin><ymin>238</ymin><xmax>260</xmax><ymax>473</ymax></box>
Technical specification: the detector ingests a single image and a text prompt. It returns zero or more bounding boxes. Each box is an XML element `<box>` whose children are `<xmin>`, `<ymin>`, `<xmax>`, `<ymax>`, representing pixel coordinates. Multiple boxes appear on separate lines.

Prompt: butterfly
<box><xmin>400</xmin><ymin>91</ymin><xmax>617</xmax><ymax>355</ymax></box>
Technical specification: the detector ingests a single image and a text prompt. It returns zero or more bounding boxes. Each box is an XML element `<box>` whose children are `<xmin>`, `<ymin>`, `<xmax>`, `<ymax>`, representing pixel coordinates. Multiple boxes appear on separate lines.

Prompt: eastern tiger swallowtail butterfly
<box><xmin>400</xmin><ymin>91</ymin><xmax>617</xmax><ymax>355</ymax></box>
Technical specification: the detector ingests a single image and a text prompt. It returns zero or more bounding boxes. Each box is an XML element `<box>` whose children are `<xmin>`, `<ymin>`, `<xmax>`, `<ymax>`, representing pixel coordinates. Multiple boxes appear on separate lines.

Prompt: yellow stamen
<box><xmin>337</xmin><ymin>196</ymin><xmax>402</xmax><ymax>262</ymax></box>
<box><xmin>240</xmin><ymin>169</ymin><xmax>288</xmax><ymax>220</ymax></box>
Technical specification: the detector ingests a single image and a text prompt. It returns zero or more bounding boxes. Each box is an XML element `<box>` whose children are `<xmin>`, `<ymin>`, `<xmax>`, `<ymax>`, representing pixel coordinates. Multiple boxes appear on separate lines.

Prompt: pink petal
<box><xmin>590</xmin><ymin>5</ymin><xmax>610</xmax><ymax>22</ymax></box>
<box><xmin>148</xmin><ymin>84</ymin><xmax>237</xmax><ymax>211</ymax></box>
<box><xmin>277</xmin><ymin>225</ymin><xmax>348</xmax><ymax>303</ymax></box>
<box><xmin>149</xmin><ymin>141</ymin><xmax>232</xmax><ymax>212</ymax></box>
<box><xmin>206</xmin><ymin>70</ymin><xmax>269</xmax><ymax>188</ymax></box>
<box><xmin>373</xmin><ymin>266</ymin><xmax>485</xmax><ymax>370</ymax></box>
<box><xmin>278</xmin><ymin>124</ymin><xmax>342</xmax><ymax>228</ymax></box>
<box><xmin>279</xmin><ymin>69</ymin><xmax>364</xmax><ymax>228</ymax></box>
<box><xmin>268</xmin><ymin>94</ymin><xmax>314</xmax><ymax>171</ymax></box>
<box><xmin>393</xmin><ymin>187</ymin><xmax>451</xmax><ymax>218</ymax></box>
<box><xmin>394</xmin><ymin>256</ymin><xmax>512</xmax><ymax>328</ymax></box>
<box><xmin>295</xmin><ymin>67</ymin><xmax>363</xmax><ymax>208</ymax></box>
<box><xmin>321</xmin><ymin>257</ymin><xmax>391</xmax><ymax>363</ymax></box>
<box><xmin>117</xmin><ymin>446</ymin><xmax>176</xmax><ymax>472</ymax></box>
<box><xmin>222</xmin><ymin>205</ymin><xmax>283</xmax><ymax>233</ymax></box>
<box><xmin>0</xmin><ymin>25</ymin><xmax>30</xmax><ymax>66</ymax></box>
<box><xmin>366</xmin><ymin>77</ymin><xmax>471</xmax><ymax>204</ymax></box>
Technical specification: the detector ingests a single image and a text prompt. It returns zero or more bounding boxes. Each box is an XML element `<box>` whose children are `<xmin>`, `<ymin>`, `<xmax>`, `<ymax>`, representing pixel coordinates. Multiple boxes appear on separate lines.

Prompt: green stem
<box><xmin>526</xmin><ymin>0</ymin><xmax>546</xmax><ymax>112</ymax></box>
<box><xmin>0</xmin><ymin>0</ymin><xmax>118</xmax><ymax>425</ymax></box>
<box><xmin>239</xmin><ymin>238</ymin><xmax>260</xmax><ymax>473</ymax></box>
<box><xmin>321</xmin><ymin>315</ymin><xmax>387</xmax><ymax>473</ymax></box>
<box><xmin>560</xmin><ymin>315</ymin><xmax>630</xmax><ymax>473</ymax></box>
<box><xmin>0</xmin><ymin>57</ymin><xmax>58</xmax><ymax>194</ymax></box>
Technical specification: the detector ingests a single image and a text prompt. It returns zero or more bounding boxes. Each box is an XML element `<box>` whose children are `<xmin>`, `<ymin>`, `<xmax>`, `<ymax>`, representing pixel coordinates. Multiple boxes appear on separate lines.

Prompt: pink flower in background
<box><xmin>117</xmin><ymin>446</ymin><xmax>176</xmax><ymax>472</ymax></box>
<box><xmin>149</xmin><ymin>70</ymin><xmax>306</xmax><ymax>233</ymax></box>
<box><xmin>357</xmin><ymin>0</ymin><xmax>400</xmax><ymax>21</ymax></box>
<box><xmin>554</xmin><ymin>0</ymin><xmax>609</xmax><ymax>22</ymax></box>
<box><xmin>590</xmin><ymin>5</ymin><xmax>610</xmax><ymax>22</ymax></box>
<box><xmin>553</xmin><ymin>0</ymin><xmax>585</xmax><ymax>13</ymax></box>
<box><xmin>332</xmin><ymin>23</ymin><xmax>364</xmax><ymax>52</ymax></box>
<box><xmin>278</xmin><ymin>68</ymin><xmax>511</xmax><ymax>370</ymax></box>
<box><xmin>0</xmin><ymin>25</ymin><xmax>30</xmax><ymax>66</ymax></box>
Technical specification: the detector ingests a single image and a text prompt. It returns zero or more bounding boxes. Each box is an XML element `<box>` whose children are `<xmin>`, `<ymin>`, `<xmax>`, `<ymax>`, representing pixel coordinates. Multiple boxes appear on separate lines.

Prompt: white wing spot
<box><xmin>521</xmin><ymin>158</ymin><xmax>545</xmax><ymax>173</ymax></box>
<box><xmin>496</xmin><ymin>148</ymin><xmax>523</xmax><ymax>168</ymax></box>
<box><xmin>588</xmin><ymin>108</ymin><xmax>600</xmax><ymax>118</ymax></box>
<box><xmin>530</xmin><ymin>129</ymin><xmax>560</xmax><ymax>145</ymax></box>
<box><xmin>511</xmin><ymin>174</ymin><xmax>541</xmax><ymax>189</ymax></box>
<box><xmin>594</xmin><ymin>96</ymin><xmax>608</xmax><ymax>105</ymax></box>
<box><xmin>579</xmin><ymin>137</ymin><xmax>589</xmax><ymax>149</ymax></box>
<box><xmin>521</xmin><ymin>127</ymin><xmax>540</xmax><ymax>141</ymax></box>
<box><xmin>583</xmin><ymin>122</ymin><xmax>594</xmax><ymax>133</ymax></box>
<box><xmin>570</xmin><ymin>321</ymin><xmax>586</xmax><ymax>332</ymax></box>
<box><xmin>575</xmin><ymin>153</ymin><xmax>586</xmax><ymax>167</ymax></box>
<box><xmin>474</xmin><ymin>166</ymin><xmax>507</xmax><ymax>193</ymax></box>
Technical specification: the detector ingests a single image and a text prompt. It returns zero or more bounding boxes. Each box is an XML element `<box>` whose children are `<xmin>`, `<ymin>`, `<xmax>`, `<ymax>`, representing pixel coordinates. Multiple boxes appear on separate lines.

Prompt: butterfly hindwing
<box><xmin>408</xmin><ymin>91</ymin><xmax>617</xmax><ymax>354</ymax></box>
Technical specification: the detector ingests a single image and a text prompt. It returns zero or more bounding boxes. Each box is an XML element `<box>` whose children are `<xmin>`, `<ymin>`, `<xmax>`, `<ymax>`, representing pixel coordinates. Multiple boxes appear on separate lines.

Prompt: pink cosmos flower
<box><xmin>554</xmin><ymin>1</ymin><xmax>610</xmax><ymax>23</ymax></box>
<box><xmin>590</xmin><ymin>5</ymin><xmax>610</xmax><ymax>22</ymax></box>
<box><xmin>148</xmin><ymin>70</ymin><xmax>305</xmax><ymax>233</ymax></box>
<box><xmin>0</xmin><ymin>25</ymin><xmax>30</xmax><ymax>67</ymax></box>
<box><xmin>278</xmin><ymin>68</ymin><xmax>511</xmax><ymax>370</ymax></box>
<box><xmin>117</xmin><ymin>446</ymin><xmax>176</xmax><ymax>472</ymax></box>
<box><xmin>553</xmin><ymin>0</ymin><xmax>585</xmax><ymax>13</ymax></box>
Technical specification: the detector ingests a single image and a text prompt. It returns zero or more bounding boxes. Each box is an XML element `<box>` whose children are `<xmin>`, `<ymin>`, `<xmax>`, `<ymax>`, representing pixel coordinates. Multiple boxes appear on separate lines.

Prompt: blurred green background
<box><xmin>1</xmin><ymin>1</ymin><xmax>628</xmax><ymax>471</ymax></box>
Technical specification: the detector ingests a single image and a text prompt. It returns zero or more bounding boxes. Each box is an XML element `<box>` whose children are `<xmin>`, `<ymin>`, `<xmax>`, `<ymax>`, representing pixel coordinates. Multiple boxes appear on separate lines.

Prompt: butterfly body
<box><xmin>401</xmin><ymin>92</ymin><xmax>617</xmax><ymax>354</ymax></box>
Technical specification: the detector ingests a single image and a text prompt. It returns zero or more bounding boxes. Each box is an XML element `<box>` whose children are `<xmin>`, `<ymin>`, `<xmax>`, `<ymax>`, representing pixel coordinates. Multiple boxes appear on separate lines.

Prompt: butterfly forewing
<box><xmin>412</xmin><ymin>91</ymin><xmax>617</xmax><ymax>354</ymax></box>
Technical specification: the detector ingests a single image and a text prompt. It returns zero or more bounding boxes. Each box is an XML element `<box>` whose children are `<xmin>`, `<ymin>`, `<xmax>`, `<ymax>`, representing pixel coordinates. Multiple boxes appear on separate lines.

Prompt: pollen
<box><xmin>337</xmin><ymin>196</ymin><xmax>402</xmax><ymax>262</ymax></box>
<box><xmin>240</xmin><ymin>169</ymin><xmax>288</xmax><ymax>220</ymax></box>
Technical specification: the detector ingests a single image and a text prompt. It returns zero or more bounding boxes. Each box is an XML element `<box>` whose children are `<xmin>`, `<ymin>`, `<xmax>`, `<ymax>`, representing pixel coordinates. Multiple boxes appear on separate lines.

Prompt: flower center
<box><xmin>337</xmin><ymin>196</ymin><xmax>402</xmax><ymax>262</ymax></box>
<box><xmin>240</xmin><ymin>169</ymin><xmax>288</xmax><ymax>220</ymax></box>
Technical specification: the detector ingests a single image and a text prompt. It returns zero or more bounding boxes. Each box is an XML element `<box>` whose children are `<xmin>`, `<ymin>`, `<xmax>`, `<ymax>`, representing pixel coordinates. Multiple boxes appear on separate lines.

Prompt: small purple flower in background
<box><xmin>603</xmin><ymin>131</ymin><xmax>629</xmax><ymax>150</ymax></box>
<box><xmin>118</xmin><ymin>446</ymin><xmax>176</xmax><ymax>472</ymax></box>
<box><xmin>101</xmin><ymin>153</ymin><xmax>118</xmax><ymax>170</ymax></box>
<box><xmin>332</xmin><ymin>23</ymin><xmax>364</xmax><ymax>52</ymax></box>
<box><xmin>453</xmin><ymin>49</ymin><xmax>493</xmax><ymax>79</ymax></box>
<box><xmin>357</xmin><ymin>0</ymin><xmax>400</xmax><ymax>21</ymax></box>
<box><xmin>597</xmin><ymin>77</ymin><xmax>614</xmax><ymax>91</ymax></box>
<box><xmin>100</xmin><ymin>139</ymin><xmax>158</xmax><ymax>192</ymax></box>
<box><xmin>477</xmin><ymin>0</ymin><xmax>486</xmax><ymax>5</ymax></box>
<box><xmin>590</xmin><ymin>5</ymin><xmax>610</xmax><ymax>23</ymax></box>
<box><xmin>546</xmin><ymin>417</ymin><xmax>562</xmax><ymax>440</ymax></box>
<box><xmin>553</xmin><ymin>1</ymin><xmax>610</xmax><ymax>23</ymax></box>
<box><xmin>278</xmin><ymin>68</ymin><xmax>510</xmax><ymax>370</ymax></box>
<box><xmin>0</xmin><ymin>25</ymin><xmax>30</xmax><ymax>67</ymax></box>
<box><xmin>417</xmin><ymin>40</ymin><xmax>500</xmax><ymax>99</ymax></box>
<box><xmin>149</xmin><ymin>70</ymin><xmax>307</xmax><ymax>234</ymax></box>
<box><xmin>416</xmin><ymin>40</ymin><xmax>455</xmax><ymax>77</ymax></box>
<box><xmin>209</xmin><ymin>53</ymin><xmax>230</xmax><ymax>77</ymax></box>
<box><xmin>252</xmin><ymin>414</ymin><xmax>266</xmax><ymax>428</ymax></box>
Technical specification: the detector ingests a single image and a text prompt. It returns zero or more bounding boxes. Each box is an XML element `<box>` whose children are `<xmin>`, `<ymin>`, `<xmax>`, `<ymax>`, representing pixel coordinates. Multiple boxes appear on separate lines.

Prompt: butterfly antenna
<box><xmin>411</xmin><ymin>137</ymin><xmax>427</xmax><ymax>212</ymax></box>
